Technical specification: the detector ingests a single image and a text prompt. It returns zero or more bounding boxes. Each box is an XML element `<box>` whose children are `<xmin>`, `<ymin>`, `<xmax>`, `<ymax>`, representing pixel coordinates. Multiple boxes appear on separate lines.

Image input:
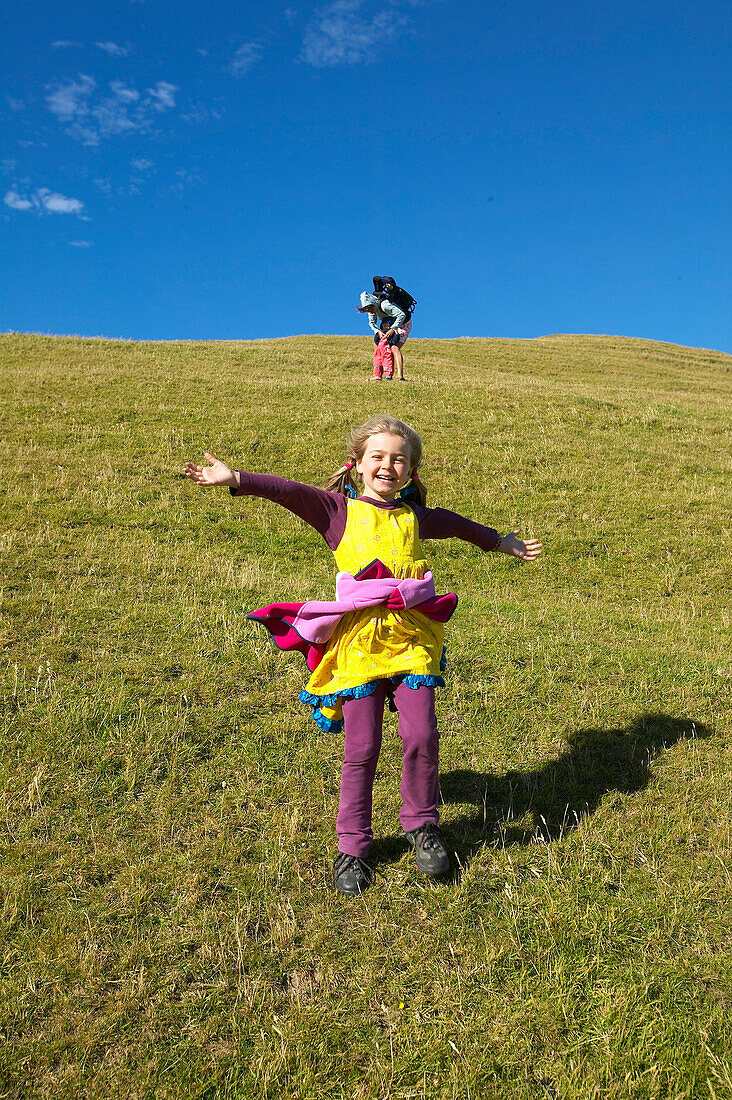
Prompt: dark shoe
<box><xmin>404</xmin><ymin>824</ymin><xmax>450</xmax><ymax>875</ymax></box>
<box><xmin>333</xmin><ymin>852</ymin><xmax>373</xmax><ymax>895</ymax></box>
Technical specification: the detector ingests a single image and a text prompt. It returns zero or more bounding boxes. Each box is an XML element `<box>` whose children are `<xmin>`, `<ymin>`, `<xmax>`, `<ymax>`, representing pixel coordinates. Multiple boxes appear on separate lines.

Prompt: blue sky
<box><xmin>2</xmin><ymin>0</ymin><xmax>730</xmax><ymax>351</ymax></box>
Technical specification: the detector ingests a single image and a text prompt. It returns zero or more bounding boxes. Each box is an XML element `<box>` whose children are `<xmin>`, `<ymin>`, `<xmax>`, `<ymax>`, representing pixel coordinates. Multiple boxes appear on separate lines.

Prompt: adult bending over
<box><xmin>357</xmin><ymin>291</ymin><xmax>411</xmax><ymax>381</ymax></box>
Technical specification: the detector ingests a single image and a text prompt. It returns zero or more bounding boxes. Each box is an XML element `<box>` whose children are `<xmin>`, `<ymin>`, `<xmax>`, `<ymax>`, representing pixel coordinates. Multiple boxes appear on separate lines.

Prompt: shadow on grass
<box><xmin>438</xmin><ymin>712</ymin><xmax>712</xmax><ymax>861</ymax></box>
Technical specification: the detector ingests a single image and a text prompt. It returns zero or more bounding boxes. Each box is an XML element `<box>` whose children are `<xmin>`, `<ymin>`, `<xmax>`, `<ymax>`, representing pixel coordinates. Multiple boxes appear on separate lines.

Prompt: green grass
<box><xmin>1</xmin><ymin>331</ymin><xmax>731</xmax><ymax>1099</ymax></box>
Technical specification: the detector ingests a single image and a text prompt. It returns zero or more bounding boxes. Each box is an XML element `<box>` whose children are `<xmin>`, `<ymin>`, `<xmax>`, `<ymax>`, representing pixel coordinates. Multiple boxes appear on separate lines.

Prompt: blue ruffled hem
<box><xmin>401</xmin><ymin>674</ymin><xmax>445</xmax><ymax>690</ymax></box>
<box><xmin>298</xmin><ymin>680</ymin><xmax>381</xmax><ymax>709</ymax></box>
<box><xmin>299</xmin><ymin>672</ymin><xmax>446</xmax><ymax>734</ymax></box>
<box><xmin>309</xmin><ymin>706</ymin><xmax>344</xmax><ymax>734</ymax></box>
<box><xmin>298</xmin><ymin>682</ymin><xmax>381</xmax><ymax>734</ymax></box>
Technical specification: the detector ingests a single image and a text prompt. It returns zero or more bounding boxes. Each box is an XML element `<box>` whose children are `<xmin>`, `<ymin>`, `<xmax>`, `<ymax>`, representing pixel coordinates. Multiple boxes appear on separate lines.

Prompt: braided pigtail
<box><xmin>410</xmin><ymin>472</ymin><xmax>428</xmax><ymax>507</ymax></box>
<box><xmin>399</xmin><ymin>471</ymin><xmax>427</xmax><ymax>507</ymax></box>
<box><xmin>324</xmin><ymin>459</ymin><xmax>360</xmax><ymax>498</ymax></box>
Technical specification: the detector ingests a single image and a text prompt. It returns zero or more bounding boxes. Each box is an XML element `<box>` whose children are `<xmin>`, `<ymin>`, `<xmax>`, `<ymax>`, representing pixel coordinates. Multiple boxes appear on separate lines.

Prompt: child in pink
<box><xmin>373</xmin><ymin>320</ymin><xmax>394</xmax><ymax>381</ymax></box>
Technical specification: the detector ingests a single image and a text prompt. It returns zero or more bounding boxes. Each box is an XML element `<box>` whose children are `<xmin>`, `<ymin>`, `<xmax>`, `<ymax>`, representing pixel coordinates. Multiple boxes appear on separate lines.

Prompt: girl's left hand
<box><xmin>499</xmin><ymin>530</ymin><xmax>543</xmax><ymax>560</ymax></box>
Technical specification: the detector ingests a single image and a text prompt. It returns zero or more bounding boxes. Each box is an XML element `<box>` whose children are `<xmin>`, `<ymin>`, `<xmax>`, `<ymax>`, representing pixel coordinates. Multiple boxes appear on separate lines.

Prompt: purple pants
<box><xmin>336</xmin><ymin>681</ymin><xmax>440</xmax><ymax>857</ymax></box>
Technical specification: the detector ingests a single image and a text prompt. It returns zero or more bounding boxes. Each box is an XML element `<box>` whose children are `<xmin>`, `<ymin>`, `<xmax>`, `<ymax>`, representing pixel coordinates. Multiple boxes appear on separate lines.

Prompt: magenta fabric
<box><xmin>246</xmin><ymin>601</ymin><xmax>325</xmax><ymax>672</ymax></box>
<box><xmin>336</xmin><ymin>680</ymin><xmax>440</xmax><ymax>857</ymax></box>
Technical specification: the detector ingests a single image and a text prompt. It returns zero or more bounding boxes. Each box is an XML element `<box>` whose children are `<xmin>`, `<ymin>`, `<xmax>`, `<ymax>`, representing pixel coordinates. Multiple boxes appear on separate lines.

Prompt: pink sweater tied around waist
<box><xmin>247</xmin><ymin>559</ymin><xmax>457</xmax><ymax>671</ymax></box>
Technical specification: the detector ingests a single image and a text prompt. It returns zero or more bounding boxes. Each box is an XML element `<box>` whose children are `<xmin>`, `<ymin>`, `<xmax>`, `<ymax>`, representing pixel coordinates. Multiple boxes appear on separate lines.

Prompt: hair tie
<box><xmin>344</xmin><ymin>461</ymin><xmax>354</xmax><ymax>470</ymax></box>
<box><xmin>411</xmin><ymin>472</ymin><xmax>418</xmax><ymax>481</ymax></box>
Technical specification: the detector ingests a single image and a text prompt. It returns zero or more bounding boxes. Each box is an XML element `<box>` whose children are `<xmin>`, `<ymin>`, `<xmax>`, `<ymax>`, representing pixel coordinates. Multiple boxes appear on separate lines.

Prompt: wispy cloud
<box><xmin>51</xmin><ymin>40</ymin><xmax>82</xmax><ymax>50</ymax></box>
<box><xmin>230</xmin><ymin>42</ymin><xmax>262</xmax><ymax>76</ymax></box>
<box><xmin>301</xmin><ymin>0</ymin><xmax>409</xmax><ymax>67</ymax></box>
<box><xmin>109</xmin><ymin>80</ymin><xmax>140</xmax><ymax>104</ymax></box>
<box><xmin>46</xmin><ymin>75</ymin><xmax>178</xmax><ymax>145</ymax></box>
<box><xmin>148</xmin><ymin>81</ymin><xmax>177</xmax><ymax>110</ymax></box>
<box><xmin>46</xmin><ymin>74</ymin><xmax>96</xmax><ymax>121</ymax></box>
<box><xmin>96</xmin><ymin>41</ymin><xmax>131</xmax><ymax>57</ymax></box>
<box><xmin>182</xmin><ymin>101</ymin><xmax>225</xmax><ymax>124</ymax></box>
<box><xmin>70</xmin><ymin>239</ymin><xmax>92</xmax><ymax>247</ymax></box>
<box><xmin>4</xmin><ymin>186</ymin><xmax>85</xmax><ymax>215</ymax></box>
<box><xmin>131</xmin><ymin>158</ymin><xmax>153</xmax><ymax>172</ymax></box>
<box><xmin>4</xmin><ymin>190</ymin><xmax>34</xmax><ymax>211</ymax></box>
<box><xmin>7</xmin><ymin>97</ymin><xmax>26</xmax><ymax>112</ymax></box>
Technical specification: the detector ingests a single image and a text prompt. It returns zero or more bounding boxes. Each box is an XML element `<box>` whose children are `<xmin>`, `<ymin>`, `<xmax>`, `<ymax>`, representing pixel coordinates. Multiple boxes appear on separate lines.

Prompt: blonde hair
<box><xmin>324</xmin><ymin>414</ymin><xmax>427</xmax><ymax>506</ymax></box>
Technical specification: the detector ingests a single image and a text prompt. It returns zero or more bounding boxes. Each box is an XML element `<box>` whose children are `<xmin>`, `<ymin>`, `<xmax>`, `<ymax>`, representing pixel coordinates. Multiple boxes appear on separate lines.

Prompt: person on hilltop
<box><xmin>357</xmin><ymin>276</ymin><xmax>416</xmax><ymax>382</ymax></box>
<box><xmin>184</xmin><ymin>415</ymin><xmax>543</xmax><ymax>897</ymax></box>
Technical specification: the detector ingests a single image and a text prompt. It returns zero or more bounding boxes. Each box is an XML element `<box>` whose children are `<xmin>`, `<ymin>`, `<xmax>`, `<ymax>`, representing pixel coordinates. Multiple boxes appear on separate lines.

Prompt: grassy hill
<box><xmin>1</xmin><ymin>332</ymin><xmax>730</xmax><ymax>1099</ymax></box>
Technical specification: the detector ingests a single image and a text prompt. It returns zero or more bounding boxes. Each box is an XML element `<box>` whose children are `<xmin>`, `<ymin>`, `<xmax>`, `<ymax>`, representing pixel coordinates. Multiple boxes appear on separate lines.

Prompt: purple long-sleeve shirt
<box><xmin>230</xmin><ymin>472</ymin><xmax>500</xmax><ymax>553</ymax></box>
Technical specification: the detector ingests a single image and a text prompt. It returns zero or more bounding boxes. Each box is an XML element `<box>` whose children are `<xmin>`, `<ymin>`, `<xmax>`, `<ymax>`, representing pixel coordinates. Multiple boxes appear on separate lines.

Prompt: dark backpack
<box><xmin>373</xmin><ymin>275</ymin><xmax>417</xmax><ymax>317</ymax></box>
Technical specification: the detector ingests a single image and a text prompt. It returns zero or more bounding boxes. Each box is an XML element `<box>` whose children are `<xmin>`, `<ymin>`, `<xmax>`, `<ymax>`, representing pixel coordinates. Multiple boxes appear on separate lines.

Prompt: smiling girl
<box><xmin>184</xmin><ymin>415</ymin><xmax>542</xmax><ymax>895</ymax></box>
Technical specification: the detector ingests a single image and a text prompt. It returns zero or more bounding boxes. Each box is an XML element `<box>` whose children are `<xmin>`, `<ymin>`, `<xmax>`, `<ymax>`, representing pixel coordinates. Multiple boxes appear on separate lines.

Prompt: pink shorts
<box><xmin>391</xmin><ymin>319</ymin><xmax>412</xmax><ymax>347</ymax></box>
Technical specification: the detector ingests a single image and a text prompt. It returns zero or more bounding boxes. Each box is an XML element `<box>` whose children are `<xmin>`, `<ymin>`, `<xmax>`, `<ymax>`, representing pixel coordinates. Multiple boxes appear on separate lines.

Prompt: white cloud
<box><xmin>46</xmin><ymin>75</ymin><xmax>178</xmax><ymax>145</ymax></box>
<box><xmin>96</xmin><ymin>41</ymin><xmax>131</xmax><ymax>57</ymax></box>
<box><xmin>7</xmin><ymin>97</ymin><xmax>25</xmax><ymax>112</ymax></box>
<box><xmin>301</xmin><ymin>0</ymin><xmax>408</xmax><ymax>66</ymax></box>
<box><xmin>4</xmin><ymin>186</ymin><xmax>85</xmax><ymax>215</ymax></box>
<box><xmin>51</xmin><ymin>40</ymin><xmax>82</xmax><ymax>49</ymax></box>
<box><xmin>4</xmin><ymin>189</ymin><xmax>34</xmax><ymax>211</ymax></box>
<box><xmin>37</xmin><ymin>188</ymin><xmax>85</xmax><ymax>214</ymax></box>
<box><xmin>70</xmin><ymin>240</ymin><xmax>92</xmax><ymax>247</ymax></box>
<box><xmin>230</xmin><ymin>42</ymin><xmax>262</xmax><ymax>76</ymax></box>
<box><xmin>147</xmin><ymin>81</ymin><xmax>177</xmax><ymax>110</ymax></box>
<box><xmin>110</xmin><ymin>81</ymin><xmax>140</xmax><ymax>103</ymax></box>
<box><xmin>46</xmin><ymin>74</ymin><xmax>96</xmax><ymax>122</ymax></box>
<box><xmin>131</xmin><ymin>157</ymin><xmax>153</xmax><ymax>171</ymax></box>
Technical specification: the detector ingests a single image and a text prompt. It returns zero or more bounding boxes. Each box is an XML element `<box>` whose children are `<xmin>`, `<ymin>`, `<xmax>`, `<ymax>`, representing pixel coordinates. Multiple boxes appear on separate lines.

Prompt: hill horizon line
<box><xmin>2</xmin><ymin>330</ymin><xmax>730</xmax><ymax>358</ymax></box>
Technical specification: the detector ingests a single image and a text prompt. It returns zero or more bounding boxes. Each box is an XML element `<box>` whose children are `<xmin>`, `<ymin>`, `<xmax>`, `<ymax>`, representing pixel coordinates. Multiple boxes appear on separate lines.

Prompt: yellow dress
<box><xmin>299</xmin><ymin>499</ymin><xmax>446</xmax><ymax>731</ymax></box>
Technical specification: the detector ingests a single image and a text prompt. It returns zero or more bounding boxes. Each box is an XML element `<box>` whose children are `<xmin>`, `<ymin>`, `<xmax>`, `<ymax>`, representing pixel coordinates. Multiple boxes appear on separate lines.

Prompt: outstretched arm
<box><xmin>496</xmin><ymin>530</ymin><xmax>543</xmax><ymax>561</ymax></box>
<box><xmin>184</xmin><ymin>452</ymin><xmax>239</xmax><ymax>489</ymax></box>
<box><xmin>413</xmin><ymin>504</ymin><xmax>542</xmax><ymax>561</ymax></box>
<box><xmin>182</xmin><ymin>452</ymin><xmax>347</xmax><ymax>549</ymax></box>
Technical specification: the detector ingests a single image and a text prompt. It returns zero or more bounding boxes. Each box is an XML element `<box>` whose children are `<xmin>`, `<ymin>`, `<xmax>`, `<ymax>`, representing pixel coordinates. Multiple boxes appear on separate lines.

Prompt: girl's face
<box><xmin>356</xmin><ymin>432</ymin><xmax>413</xmax><ymax>502</ymax></box>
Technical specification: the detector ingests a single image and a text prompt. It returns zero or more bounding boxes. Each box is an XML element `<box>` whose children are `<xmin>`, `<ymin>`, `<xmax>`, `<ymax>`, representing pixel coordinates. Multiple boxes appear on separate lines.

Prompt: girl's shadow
<box><xmin>439</xmin><ymin>712</ymin><xmax>711</xmax><ymax>860</ymax></box>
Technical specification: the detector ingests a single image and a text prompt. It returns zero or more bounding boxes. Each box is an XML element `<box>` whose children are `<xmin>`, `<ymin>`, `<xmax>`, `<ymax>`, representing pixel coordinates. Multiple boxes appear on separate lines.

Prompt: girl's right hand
<box><xmin>183</xmin><ymin>452</ymin><xmax>239</xmax><ymax>489</ymax></box>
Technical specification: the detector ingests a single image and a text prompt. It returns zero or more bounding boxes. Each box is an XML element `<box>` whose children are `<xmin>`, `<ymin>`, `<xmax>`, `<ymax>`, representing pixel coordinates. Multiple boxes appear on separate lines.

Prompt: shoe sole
<box><xmin>414</xmin><ymin>858</ymin><xmax>450</xmax><ymax>876</ymax></box>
